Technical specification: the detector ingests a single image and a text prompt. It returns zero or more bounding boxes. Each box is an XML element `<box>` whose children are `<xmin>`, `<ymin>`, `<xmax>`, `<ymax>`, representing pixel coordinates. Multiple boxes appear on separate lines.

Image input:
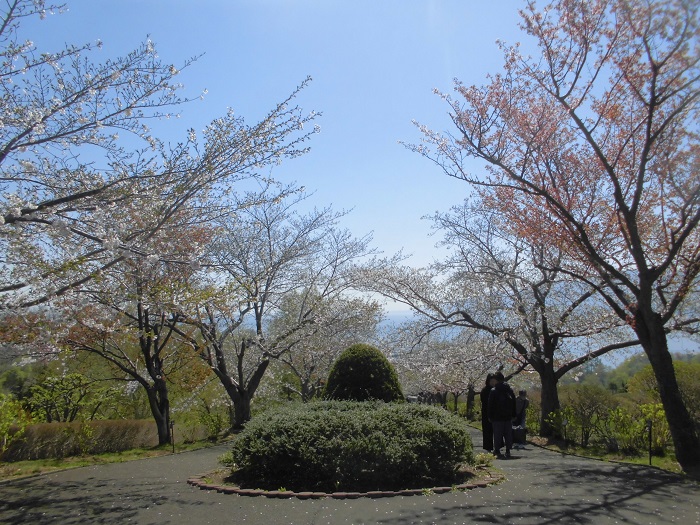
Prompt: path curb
<box><xmin>186</xmin><ymin>472</ymin><xmax>503</xmax><ymax>499</ymax></box>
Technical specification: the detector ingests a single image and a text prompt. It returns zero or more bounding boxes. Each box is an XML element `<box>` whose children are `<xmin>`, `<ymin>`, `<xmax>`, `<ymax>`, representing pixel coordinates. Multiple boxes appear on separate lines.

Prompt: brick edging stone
<box><xmin>187</xmin><ymin>472</ymin><xmax>503</xmax><ymax>499</ymax></box>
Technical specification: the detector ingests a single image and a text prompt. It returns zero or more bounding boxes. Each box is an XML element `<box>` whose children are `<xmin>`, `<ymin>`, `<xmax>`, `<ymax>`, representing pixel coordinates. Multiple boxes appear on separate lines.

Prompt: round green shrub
<box><xmin>323</xmin><ymin>343</ymin><xmax>404</xmax><ymax>402</ymax></box>
<box><xmin>228</xmin><ymin>401</ymin><xmax>473</xmax><ymax>492</ymax></box>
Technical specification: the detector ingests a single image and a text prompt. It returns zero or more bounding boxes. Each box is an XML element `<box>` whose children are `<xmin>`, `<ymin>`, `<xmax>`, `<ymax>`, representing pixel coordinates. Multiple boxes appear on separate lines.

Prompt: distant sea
<box><xmin>381</xmin><ymin>309</ymin><xmax>699</xmax><ymax>367</ymax></box>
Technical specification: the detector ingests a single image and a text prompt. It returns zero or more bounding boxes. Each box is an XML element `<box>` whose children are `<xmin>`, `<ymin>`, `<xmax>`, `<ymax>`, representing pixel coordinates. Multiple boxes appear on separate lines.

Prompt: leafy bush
<box><xmin>26</xmin><ymin>373</ymin><xmax>118</xmax><ymax>423</ymax></box>
<box><xmin>640</xmin><ymin>403</ymin><xmax>672</xmax><ymax>454</ymax></box>
<box><xmin>548</xmin><ymin>383</ymin><xmax>673</xmax><ymax>457</ymax></box>
<box><xmin>323</xmin><ymin>343</ymin><xmax>403</xmax><ymax>402</ymax></box>
<box><xmin>0</xmin><ymin>393</ymin><xmax>31</xmax><ymax>455</ymax></box>
<box><xmin>544</xmin><ymin>406</ymin><xmax>575</xmax><ymax>440</ymax></box>
<box><xmin>596</xmin><ymin>406</ymin><xmax>644</xmax><ymax>453</ymax></box>
<box><xmin>560</xmin><ymin>384</ymin><xmax>616</xmax><ymax>446</ymax></box>
<box><xmin>198</xmin><ymin>404</ymin><xmax>228</xmax><ymax>441</ymax></box>
<box><xmin>177</xmin><ymin>402</ymin><xmax>229</xmax><ymax>443</ymax></box>
<box><xmin>628</xmin><ymin>362</ymin><xmax>700</xmax><ymax>434</ymax></box>
<box><xmin>177</xmin><ymin>411</ymin><xmax>203</xmax><ymax>444</ymax></box>
<box><xmin>524</xmin><ymin>391</ymin><xmax>541</xmax><ymax>433</ymax></box>
<box><xmin>228</xmin><ymin>401</ymin><xmax>473</xmax><ymax>491</ymax></box>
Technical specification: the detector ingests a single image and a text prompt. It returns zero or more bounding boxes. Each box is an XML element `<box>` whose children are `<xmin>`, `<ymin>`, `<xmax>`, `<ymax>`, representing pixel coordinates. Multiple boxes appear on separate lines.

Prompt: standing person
<box><xmin>488</xmin><ymin>372</ymin><xmax>516</xmax><ymax>459</ymax></box>
<box><xmin>479</xmin><ymin>374</ymin><xmax>496</xmax><ymax>452</ymax></box>
<box><xmin>513</xmin><ymin>390</ymin><xmax>529</xmax><ymax>449</ymax></box>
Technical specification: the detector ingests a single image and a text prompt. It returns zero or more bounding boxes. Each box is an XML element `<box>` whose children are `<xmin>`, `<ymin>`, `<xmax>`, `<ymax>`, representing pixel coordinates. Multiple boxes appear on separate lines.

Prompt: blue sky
<box><xmin>30</xmin><ymin>0</ymin><xmax>526</xmax><ymax>268</ymax></box>
<box><xmin>26</xmin><ymin>1</ymin><xmax>699</xmax><ymax>355</ymax></box>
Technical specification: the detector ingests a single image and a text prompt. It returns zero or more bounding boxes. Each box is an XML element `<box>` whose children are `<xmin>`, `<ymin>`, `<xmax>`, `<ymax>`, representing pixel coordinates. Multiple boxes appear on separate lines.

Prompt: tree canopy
<box><xmin>410</xmin><ymin>0</ymin><xmax>700</xmax><ymax>473</ymax></box>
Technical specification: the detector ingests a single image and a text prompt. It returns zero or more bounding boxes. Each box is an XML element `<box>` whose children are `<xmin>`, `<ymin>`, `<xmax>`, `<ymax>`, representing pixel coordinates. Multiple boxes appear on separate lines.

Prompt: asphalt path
<box><xmin>0</xmin><ymin>426</ymin><xmax>698</xmax><ymax>524</ymax></box>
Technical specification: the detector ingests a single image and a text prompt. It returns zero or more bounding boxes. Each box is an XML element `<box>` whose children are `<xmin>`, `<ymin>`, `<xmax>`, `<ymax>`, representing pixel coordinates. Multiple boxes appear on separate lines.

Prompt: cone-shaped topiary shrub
<box><xmin>323</xmin><ymin>343</ymin><xmax>403</xmax><ymax>402</ymax></box>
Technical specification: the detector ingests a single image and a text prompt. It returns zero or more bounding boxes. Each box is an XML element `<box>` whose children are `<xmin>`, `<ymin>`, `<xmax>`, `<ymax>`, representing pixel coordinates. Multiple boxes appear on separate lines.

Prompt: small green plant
<box><xmin>75</xmin><ymin>421</ymin><xmax>96</xmax><ymax>455</ymax></box>
<box><xmin>561</xmin><ymin>384</ymin><xmax>614</xmax><ymax>447</ymax></box>
<box><xmin>473</xmin><ymin>452</ymin><xmax>494</xmax><ymax>467</ymax></box>
<box><xmin>422</xmin><ymin>487</ymin><xmax>434</xmax><ymax>496</ymax></box>
<box><xmin>26</xmin><ymin>373</ymin><xmax>116</xmax><ymax>423</ymax></box>
<box><xmin>218</xmin><ymin>450</ymin><xmax>234</xmax><ymax>467</ymax></box>
<box><xmin>199</xmin><ymin>406</ymin><xmax>227</xmax><ymax>441</ymax></box>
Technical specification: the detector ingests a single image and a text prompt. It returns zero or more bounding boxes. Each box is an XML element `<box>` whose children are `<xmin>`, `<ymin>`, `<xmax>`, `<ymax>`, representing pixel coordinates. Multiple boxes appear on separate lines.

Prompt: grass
<box><xmin>0</xmin><ymin>439</ymin><xmax>228</xmax><ymax>482</ymax></box>
<box><xmin>469</xmin><ymin>422</ymin><xmax>685</xmax><ymax>475</ymax></box>
<box><xmin>529</xmin><ymin>436</ymin><xmax>684</xmax><ymax>474</ymax></box>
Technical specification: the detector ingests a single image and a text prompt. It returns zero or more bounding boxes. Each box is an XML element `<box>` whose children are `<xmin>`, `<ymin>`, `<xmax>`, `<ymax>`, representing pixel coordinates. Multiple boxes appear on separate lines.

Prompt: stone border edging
<box><xmin>187</xmin><ymin>472</ymin><xmax>504</xmax><ymax>499</ymax></box>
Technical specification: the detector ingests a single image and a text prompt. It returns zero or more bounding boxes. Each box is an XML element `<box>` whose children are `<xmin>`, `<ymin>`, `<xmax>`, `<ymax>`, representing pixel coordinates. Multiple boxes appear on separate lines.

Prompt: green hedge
<box><xmin>228</xmin><ymin>401</ymin><xmax>473</xmax><ymax>491</ymax></box>
<box><xmin>1</xmin><ymin>420</ymin><xmax>158</xmax><ymax>461</ymax></box>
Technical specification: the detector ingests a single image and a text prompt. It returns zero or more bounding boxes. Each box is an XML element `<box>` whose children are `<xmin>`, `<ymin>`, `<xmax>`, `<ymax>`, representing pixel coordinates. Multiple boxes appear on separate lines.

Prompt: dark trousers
<box><xmin>482</xmin><ymin>418</ymin><xmax>493</xmax><ymax>451</ymax></box>
<box><xmin>492</xmin><ymin>420</ymin><xmax>513</xmax><ymax>453</ymax></box>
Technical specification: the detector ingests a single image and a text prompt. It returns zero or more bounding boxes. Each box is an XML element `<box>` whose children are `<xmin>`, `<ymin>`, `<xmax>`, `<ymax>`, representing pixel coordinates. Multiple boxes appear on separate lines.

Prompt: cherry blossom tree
<box><xmin>174</xmin><ymin>192</ymin><xmax>377</xmax><ymax>428</ymax></box>
<box><xmin>360</xmin><ymin>200</ymin><xmax>638</xmax><ymax>435</ymax></box>
<box><xmin>410</xmin><ymin>0</ymin><xmax>700</xmax><ymax>471</ymax></box>
<box><xmin>0</xmin><ymin>1</ymin><xmax>318</xmax><ymax>311</ymax></box>
<box><xmin>0</xmin><ymin>0</ymin><xmax>193</xmax><ymax>305</ymax></box>
<box><xmin>387</xmin><ymin>325</ymin><xmax>498</xmax><ymax>417</ymax></box>
<box><xmin>60</xmin><ymin>217</ymin><xmax>209</xmax><ymax>445</ymax></box>
<box><xmin>0</xmin><ymin>306</ymin><xmax>63</xmax><ymax>360</ymax></box>
<box><xmin>272</xmin><ymin>293</ymin><xmax>383</xmax><ymax>402</ymax></box>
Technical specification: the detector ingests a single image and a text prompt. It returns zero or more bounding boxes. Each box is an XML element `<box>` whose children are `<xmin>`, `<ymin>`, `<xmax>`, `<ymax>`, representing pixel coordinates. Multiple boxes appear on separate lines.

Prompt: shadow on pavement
<box><xmin>373</xmin><ymin>457</ymin><xmax>696</xmax><ymax>525</ymax></box>
<box><xmin>0</xmin><ymin>475</ymin><xmax>205</xmax><ymax>525</ymax></box>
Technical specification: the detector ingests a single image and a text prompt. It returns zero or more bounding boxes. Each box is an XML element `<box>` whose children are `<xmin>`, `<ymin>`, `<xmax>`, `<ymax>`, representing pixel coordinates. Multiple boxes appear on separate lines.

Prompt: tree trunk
<box><xmin>215</xmin><ymin>359</ymin><xmax>271</xmax><ymax>430</ymax></box>
<box><xmin>232</xmin><ymin>391</ymin><xmax>252</xmax><ymax>429</ymax></box>
<box><xmin>538</xmin><ymin>366</ymin><xmax>561</xmax><ymax>437</ymax></box>
<box><xmin>437</xmin><ymin>391</ymin><xmax>448</xmax><ymax>409</ymax></box>
<box><xmin>145</xmin><ymin>381</ymin><xmax>170</xmax><ymax>446</ymax></box>
<box><xmin>638</xmin><ymin>311</ymin><xmax>700</xmax><ymax>476</ymax></box>
<box><xmin>217</xmin><ymin>378</ymin><xmax>245</xmax><ymax>431</ymax></box>
<box><xmin>301</xmin><ymin>380</ymin><xmax>314</xmax><ymax>403</ymax></box>
<box><xmin>466</xmin><ymin>386</ymin><xmax>476</xmax><ymax>421</ymax></box>
<box><xmin>221</xmin><ymin>384</ymin><xmax>255</xmax><ymax>429</ymax></box>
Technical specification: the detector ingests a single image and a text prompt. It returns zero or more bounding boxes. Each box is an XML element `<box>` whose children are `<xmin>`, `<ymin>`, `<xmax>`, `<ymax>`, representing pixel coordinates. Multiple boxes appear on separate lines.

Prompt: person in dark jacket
<box><xmin>513</xmin><ymin>390</ymin><xmax>530</xmax><ymax>449</ymax></box>
<box><xmin>479</xmin><ymin>374</ymin><xmax>496</xmax><ymax>451</ymax></box>
<box><xmin>488</xmin><ymin>371</ymin><xmax>516</xmax><ymax>458</ymax></box>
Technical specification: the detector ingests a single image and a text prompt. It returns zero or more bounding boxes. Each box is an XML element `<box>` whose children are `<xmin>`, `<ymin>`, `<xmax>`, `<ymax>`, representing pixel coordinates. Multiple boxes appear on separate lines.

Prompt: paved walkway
<box><xmin>0</xmin><ymin>426</ymin><xmax>698</xmax><ymax>524</ymax></box>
